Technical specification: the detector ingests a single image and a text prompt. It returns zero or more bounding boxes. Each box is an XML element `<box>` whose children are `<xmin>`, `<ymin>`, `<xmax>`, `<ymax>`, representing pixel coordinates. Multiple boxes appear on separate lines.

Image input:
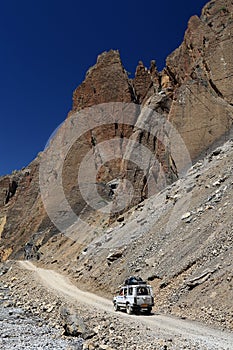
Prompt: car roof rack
<box><xmin>124</xmin><ymin>276</ymin><xmax>147</xmax><ymax>286</ymax></box>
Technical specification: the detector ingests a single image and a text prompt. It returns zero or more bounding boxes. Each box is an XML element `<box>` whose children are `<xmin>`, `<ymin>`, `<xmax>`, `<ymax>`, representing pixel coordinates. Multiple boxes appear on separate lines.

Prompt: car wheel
<box><xmin>145</xmin><ymin>307</ymin><xmax>152</xmax><ymax>315</ymax></box>
<box><xmin>126</xmin><ymin>304</ymin><xmax>133</xmax><ymax>315</ymax></box>
<box><xmin>114</xmin><ymin>302</ymin><xmax>119</xmax><ymax>311</ymax></box>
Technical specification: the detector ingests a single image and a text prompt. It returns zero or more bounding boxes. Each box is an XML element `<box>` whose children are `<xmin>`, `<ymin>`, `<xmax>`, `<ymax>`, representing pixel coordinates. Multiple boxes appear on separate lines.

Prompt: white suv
<box><xmin>113</xmin><ymin>279</ymin><xmax>154</xmax><ymax>315</ymax></box>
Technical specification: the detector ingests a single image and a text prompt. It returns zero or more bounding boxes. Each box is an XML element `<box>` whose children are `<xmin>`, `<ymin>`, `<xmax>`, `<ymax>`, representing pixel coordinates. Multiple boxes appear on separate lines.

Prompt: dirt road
<box><xmin>19</xmin><ymin>261</ymin><xmax>233</xmax><ymax>349</ymax></box>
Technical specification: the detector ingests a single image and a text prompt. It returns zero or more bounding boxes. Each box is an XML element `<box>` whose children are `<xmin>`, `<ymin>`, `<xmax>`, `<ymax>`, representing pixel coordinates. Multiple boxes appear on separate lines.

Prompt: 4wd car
<box><xmin>113</xmin><ymin>277</ymin><xmax>154</xmax><ymax>315</ymax></box>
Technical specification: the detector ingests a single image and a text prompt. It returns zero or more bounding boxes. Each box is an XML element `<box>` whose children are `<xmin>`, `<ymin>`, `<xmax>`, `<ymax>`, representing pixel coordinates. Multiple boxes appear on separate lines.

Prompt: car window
<box><xmin>128</xmin><ymin>287</ymin><xmax>133</xmax><ymax>295</ymax></box>
<box><xmin>119</xmin><ymin>288</ymin><xmax>124</xmax><ymax>296</ymax></box>
<box><xmin>137</xmin><ymin>287</ymin><xmax>149</xmax><ymax>295</ymax></box>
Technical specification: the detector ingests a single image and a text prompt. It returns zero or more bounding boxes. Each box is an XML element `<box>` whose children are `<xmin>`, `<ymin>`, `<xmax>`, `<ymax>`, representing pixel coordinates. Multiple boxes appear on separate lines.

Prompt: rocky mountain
<box><xmin>0</xmin><ymin>0</ymin><xmax>233</xmax><ymax>332</ymax></box>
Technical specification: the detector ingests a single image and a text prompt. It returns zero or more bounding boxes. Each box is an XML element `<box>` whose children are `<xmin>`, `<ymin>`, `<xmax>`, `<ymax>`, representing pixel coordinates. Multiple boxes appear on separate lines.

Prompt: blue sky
<box><xmin>0</xmin><ymin>0</ymin><xmax>208</xmax><ymax>176</ymax></box>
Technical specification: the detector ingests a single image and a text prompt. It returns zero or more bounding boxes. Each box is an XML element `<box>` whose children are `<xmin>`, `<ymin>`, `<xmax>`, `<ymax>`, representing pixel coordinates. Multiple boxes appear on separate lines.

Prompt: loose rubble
<box><xmin>1</xmin><ymin>261</ymin><xmax>229</xmax><ymax>350</ymax></box>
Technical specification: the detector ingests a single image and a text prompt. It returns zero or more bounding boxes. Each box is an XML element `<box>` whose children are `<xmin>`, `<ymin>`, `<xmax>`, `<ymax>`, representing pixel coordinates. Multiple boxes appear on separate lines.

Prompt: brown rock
<box><xmin>133</xmin><ymin>61</ymin><xmax>152</xmax><ymax>103</ymax></box>
<box><xmin>166</xmin><ymin>0</ymin><xmax>233</xmax><ymax>160</ymax></box>
<box><xmin>72</xmin><ymin>50</ymin><xmax>134</xmax><ymax>112</ymax></box>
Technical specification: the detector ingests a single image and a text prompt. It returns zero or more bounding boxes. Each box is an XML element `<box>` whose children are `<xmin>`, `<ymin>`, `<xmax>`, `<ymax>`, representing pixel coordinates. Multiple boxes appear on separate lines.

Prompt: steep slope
<box><xmin>39</xmin><ymin>139</ymin><xmax>233</xmax><ymax>331</ymax></box>
<box><xmin>0</xmin><ymin>0</ymin><xmax>233</xmax><ymax>331</ymax></box>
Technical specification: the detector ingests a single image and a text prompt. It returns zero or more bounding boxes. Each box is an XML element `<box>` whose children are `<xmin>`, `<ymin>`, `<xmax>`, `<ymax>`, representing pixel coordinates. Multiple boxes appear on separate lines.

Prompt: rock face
<box><xmin>0</xmin><ymin>161</ymin><xmax>56</xmax><ymax>261</ymax></box>
<box><xmin>133</xmin><ymin>60</ymin><xmax>160</xmax><ymax>104</ymax></box>
<box><xmin>42</xmin><ymin>140</ymin><xmax>233</xmax><ymax>332</ymax></box>
<box><xmin>1</xmin><ymin>0</ymin><xmax>233</xmax><ymax>258</ymax></box>
<box><xmin>72</xmin><ymin>50</ymin><xmax>134</xmax><ymax>111</ymax></box>
<box><xmin>0</xmin><ymin>0</ymin><xmax>233</xmax><ymax>331</ymax></box>
<box><xmin>166</xmin><ymin>0</ymin><xmax>233</xmax><ymax>160</ymax></box>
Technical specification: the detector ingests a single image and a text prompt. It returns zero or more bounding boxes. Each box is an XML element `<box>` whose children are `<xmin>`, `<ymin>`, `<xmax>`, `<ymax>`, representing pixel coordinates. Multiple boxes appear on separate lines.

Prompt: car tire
<box><xmin>114</xmin><ymin>302</ymin><xmax>119</xmax><ymax>312</ymax></box>
<box><xmin>145</xmin><ymin>307</ymin><xmax>152</xmax><ymax>315</ymax></box>
<box><xmin>126</xmin><ymin>304</ymin><xmax>133</xmax><ymax>315</ymax></box>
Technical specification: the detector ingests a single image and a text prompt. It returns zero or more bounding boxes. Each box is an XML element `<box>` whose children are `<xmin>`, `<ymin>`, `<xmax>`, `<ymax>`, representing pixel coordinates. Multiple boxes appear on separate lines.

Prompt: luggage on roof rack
<box><xmin>124</xmin><ymin>276</ymin><xmax>146</xmax><ymax>285</ymax></box>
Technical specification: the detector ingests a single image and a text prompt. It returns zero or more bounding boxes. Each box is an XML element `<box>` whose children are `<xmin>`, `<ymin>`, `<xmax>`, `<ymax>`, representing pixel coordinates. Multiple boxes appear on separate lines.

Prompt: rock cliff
<box><xmin>1</xmin><ymin>0</ymin><xmax>233</xmax><ymax>256</ymax></box>
<box><xmin>166</xmin><ymin>0</ymin><xmax>233</xmax><ymax>160</ymax></box>
<box><xmin>0</xmin><ymin>0</ymin><xmax>233</xmax><ymax>331</ymax></box>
